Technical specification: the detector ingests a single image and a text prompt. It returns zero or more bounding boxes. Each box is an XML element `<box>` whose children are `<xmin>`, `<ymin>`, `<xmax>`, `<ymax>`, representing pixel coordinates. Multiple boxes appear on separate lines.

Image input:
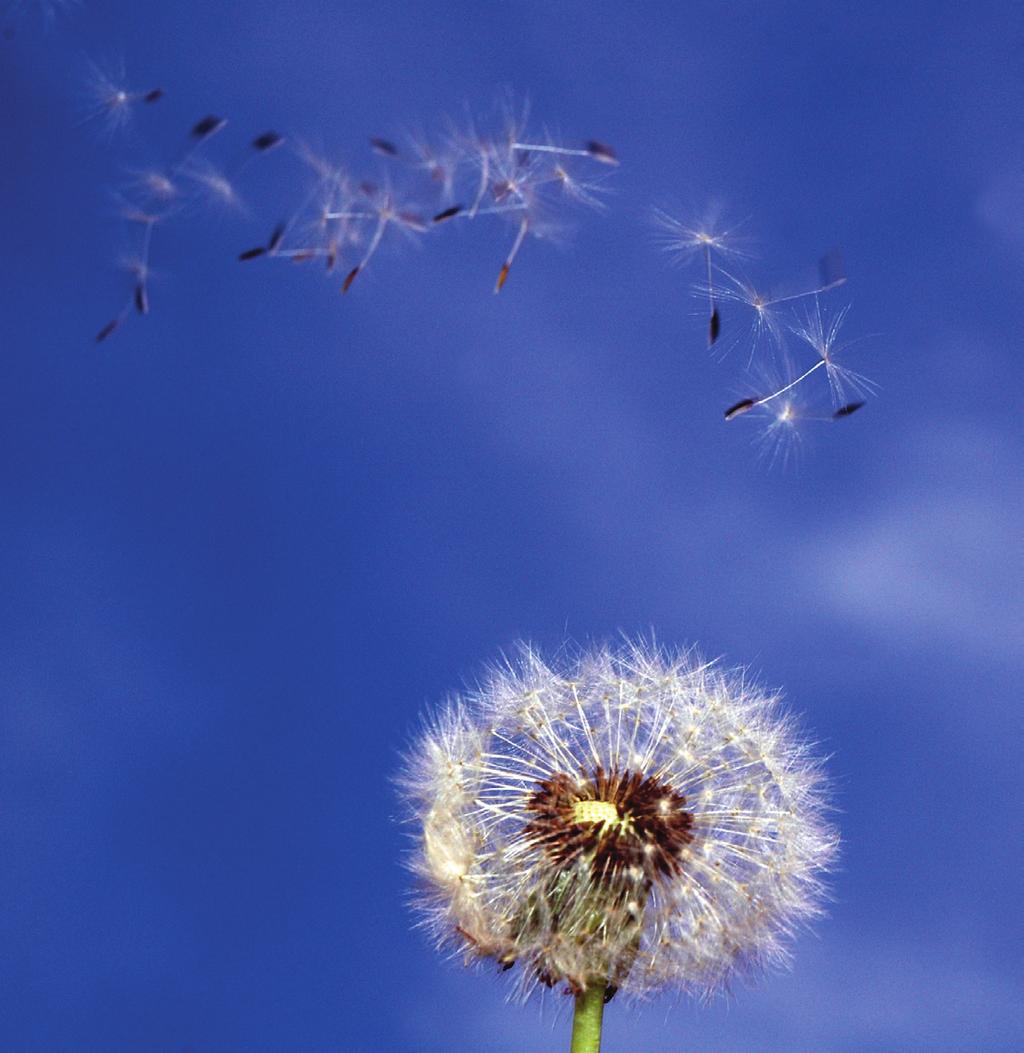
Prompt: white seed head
<box><xmin>399</xmin><ymin>641</ymin><xmax>837</xmax><ymax>1001</ymax></box>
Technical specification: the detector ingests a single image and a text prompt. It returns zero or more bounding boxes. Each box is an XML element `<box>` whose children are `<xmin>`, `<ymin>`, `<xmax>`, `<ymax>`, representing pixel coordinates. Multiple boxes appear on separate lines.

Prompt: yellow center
<box><xmin>573</xmin><ymin>799</ymin><xmax>620</xmax><ymax>826</ymax></box>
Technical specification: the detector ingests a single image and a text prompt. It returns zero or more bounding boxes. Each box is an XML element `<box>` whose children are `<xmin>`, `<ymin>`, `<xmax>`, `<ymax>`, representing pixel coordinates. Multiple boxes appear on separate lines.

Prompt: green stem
<box><xmin>569</xmin><ymin>984</ymin><xmax>606</xmax><ymax>1053</ymax></box>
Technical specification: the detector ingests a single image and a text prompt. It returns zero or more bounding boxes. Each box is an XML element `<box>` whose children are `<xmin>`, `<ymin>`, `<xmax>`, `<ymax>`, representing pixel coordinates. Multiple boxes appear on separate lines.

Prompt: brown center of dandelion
<box><xmin>522</xmin><ymin>766</ymin><xmax>694</xmax><ymax>885</ymax></box>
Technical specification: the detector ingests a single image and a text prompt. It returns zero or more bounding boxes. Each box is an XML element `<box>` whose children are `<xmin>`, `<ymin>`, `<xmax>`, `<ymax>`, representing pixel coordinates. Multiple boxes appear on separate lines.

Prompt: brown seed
<box><xmin>724</xmin><ymin>398</ymin><xmax>757</xmax><ymax>420</ymax></box>
<box><xmin>586</xmin><ymin>140</ymin><xmax>618</xmax><ymax>165</ymax></box>
<box><xmin>433</xmin><ymin>204</ymin><xmax>463</xmax><ymax>223</ymax></box>
<box><xmin>709</xmin><ymin>307</ymin><xmax>721</xmax><ymax>346</ymax></box>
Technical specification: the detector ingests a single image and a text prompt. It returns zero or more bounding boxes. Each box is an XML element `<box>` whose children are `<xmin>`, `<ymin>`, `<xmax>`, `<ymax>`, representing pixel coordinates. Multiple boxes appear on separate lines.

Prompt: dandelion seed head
<box><xmin>400</xmin><ymin>641</ymin><xmax>837</xmax><ymax>1001</ymax></box>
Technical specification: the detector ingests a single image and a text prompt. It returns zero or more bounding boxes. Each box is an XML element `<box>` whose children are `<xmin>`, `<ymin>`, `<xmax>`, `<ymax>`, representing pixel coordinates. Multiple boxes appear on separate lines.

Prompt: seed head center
<box><xmin>573</xmin><ymin>798</ymin><xmax>622</xmax><ymax>827</ymax></box>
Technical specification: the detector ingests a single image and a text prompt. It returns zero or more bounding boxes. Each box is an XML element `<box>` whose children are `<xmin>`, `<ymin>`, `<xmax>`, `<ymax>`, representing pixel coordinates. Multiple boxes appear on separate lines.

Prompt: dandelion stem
<box><xmin>569</xmin><ymin>984</ymin><xmax>606</xmax><ymax>1053</ymax></box>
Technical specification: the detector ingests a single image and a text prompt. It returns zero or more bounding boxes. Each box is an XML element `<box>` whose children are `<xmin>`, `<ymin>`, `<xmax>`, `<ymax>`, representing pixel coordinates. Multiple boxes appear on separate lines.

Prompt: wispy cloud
<box><xmin>800</xmin><ymin>426</ymin><xmax>1022</xmax><ymax>664</ymax></box>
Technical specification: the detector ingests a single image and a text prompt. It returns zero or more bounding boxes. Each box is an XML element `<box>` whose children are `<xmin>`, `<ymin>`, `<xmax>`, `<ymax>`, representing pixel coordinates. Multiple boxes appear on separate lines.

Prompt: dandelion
<box><xmin>400</xmin><ymin>641</ymin><xmax>836</xmax><ymax>1052</ymax></box>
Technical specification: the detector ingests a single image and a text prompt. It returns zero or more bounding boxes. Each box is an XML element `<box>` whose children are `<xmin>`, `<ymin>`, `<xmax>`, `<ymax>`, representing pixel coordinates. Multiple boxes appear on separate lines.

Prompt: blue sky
<box><xmin>1</xmin><ymin>2</ymin><xmax>1021</xmax><ymax>1050</ymax></box>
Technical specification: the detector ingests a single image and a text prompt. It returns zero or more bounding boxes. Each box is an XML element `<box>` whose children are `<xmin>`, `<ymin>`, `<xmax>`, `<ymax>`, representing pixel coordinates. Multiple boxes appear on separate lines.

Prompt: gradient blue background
<box><xmin>2</xmin><ymin>2</ymin><xmax>1021</xmax><ymax>1050</ymax></box>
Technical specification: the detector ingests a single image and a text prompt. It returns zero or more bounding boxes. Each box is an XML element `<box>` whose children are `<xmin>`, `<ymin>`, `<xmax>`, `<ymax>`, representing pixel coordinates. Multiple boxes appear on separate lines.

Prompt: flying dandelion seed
<box><xmin>79</xmin><ymin>58</ymin><xmax>164</xmax><ymax>137</ymax></box>
<box><xmin>400</xmin><ymin>641</ymin><xmax>836</xmax><ymax>1052</ymax></box>
<box><xmin>653</xmin><ymin>207</ymin><xmax>749</xmax><ymax>349</ymax></box>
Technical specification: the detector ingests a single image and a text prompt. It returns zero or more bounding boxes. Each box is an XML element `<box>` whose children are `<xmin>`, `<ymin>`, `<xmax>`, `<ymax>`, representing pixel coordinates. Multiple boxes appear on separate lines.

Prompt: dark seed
<box><xmin>585</xmin><ymin>139</ymin><xmax>618</xmax><ymax>165</ymax></box>
<box><xmin>251</xmin><ymin>131</ymin><xmax>283</xmax><ymax>152</ymax></box>
<box><xmin>709</xmin><ymin>307</ymin><xmax>721</xmax><ymax>345</ymax></box>
<box><xmin>433</xmin><ymin>204</ymin><xmax>463</xmax><ymax>223</ymax></box>
<box><xmin>725</xmin><ymin>398</ymin><xmax>757</xmax><ymax>420</ymax></box>
<box><xmin>191</xmin><ymin>115</ymin><xmax>226</xmax><ymax>139</ymax></box>
<box><xmin>833</xmin><ymin>401</ymin><xmax>865</xmax><ymax>418</ymax></box>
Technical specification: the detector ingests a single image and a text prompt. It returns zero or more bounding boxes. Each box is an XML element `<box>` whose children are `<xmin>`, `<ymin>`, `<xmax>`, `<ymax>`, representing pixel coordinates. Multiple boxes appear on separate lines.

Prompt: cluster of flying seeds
<box><xmin>236</xmin><ymin>98</ymin><xmax>617</xmax><ymax>294</ymax></box>
<box><xmin>655</xmin><ymin>209</ymin><xmax>876</xmax><ymax>467</ymax></box>
<box><xmin>89</xmin><ymin>85</ymin><xmax>615</xmax><ymax>341</ymax></box>
<box><xmin>89</xmin><ymin>66</ymin><xmax>283</xmax><ymax>343</ymax></box>
<box><xmin>400</xmin><ymin>642</ymin><xmax>836</xmax><ymax>1002</ymax></box>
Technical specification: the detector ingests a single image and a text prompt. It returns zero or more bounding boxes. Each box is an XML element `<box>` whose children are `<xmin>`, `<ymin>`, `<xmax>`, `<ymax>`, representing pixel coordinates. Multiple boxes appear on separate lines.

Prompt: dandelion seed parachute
<box><xmin>400</xmin><ymin>642</ymin><xmax>836</xmax><ymax>1003</ymax></box>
